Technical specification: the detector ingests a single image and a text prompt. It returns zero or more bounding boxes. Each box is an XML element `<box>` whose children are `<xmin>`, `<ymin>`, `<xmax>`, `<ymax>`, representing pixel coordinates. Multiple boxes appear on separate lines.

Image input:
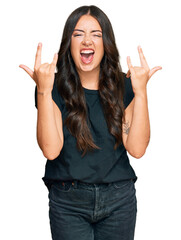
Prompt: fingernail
<box><xmin>38</xmin><ymin>42</ymin><xmax>41</xmax><ymax>47</ymax></box>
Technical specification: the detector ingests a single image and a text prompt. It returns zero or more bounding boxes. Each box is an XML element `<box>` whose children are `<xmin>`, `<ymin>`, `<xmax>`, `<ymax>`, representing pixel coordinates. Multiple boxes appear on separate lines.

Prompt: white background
<box><xmin>1</xmin><ymin>0</ymin><xmax>181</xmax><ymax>239</ymax></box>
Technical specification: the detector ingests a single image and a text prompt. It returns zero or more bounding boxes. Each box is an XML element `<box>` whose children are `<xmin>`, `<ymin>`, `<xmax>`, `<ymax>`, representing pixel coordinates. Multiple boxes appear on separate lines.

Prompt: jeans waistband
<box><xmin>55</xmin><ymin>179</ymin><xmax>133</xmax><ymax>189</ymax></box>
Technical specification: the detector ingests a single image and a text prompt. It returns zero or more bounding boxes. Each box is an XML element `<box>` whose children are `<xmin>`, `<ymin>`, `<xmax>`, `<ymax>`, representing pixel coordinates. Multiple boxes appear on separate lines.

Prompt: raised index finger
<box><xmin>34</xmin><ymin>42</ymin><xmax>42</xmax><ymax>70</ymax></box>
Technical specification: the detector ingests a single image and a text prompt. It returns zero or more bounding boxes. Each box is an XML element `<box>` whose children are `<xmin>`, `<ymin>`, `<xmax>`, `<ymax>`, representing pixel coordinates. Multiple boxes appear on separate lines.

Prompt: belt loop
<box><xmin>72</xmin><ymin>180</ymin><xmax>78</xmax><ymax>189</ymax></box>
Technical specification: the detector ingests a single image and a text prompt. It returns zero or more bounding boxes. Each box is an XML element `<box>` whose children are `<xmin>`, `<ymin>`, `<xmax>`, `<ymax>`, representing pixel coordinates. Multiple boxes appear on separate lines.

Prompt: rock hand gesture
<box><xmin>19</xmin><ymin>42</ymin><xmax>58</xmax><ymax>94</ymax></box>
<box><xmin>126</xmin><ymin>45</ymin><xmax>162</xmax><ymax>95</ymax></box>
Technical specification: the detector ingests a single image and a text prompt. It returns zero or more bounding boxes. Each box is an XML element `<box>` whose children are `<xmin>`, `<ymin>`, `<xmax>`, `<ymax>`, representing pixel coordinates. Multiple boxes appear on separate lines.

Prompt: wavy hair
<box><xmin>55</xmin><ymin>5</ymin><xmax>126</xmax><ymax>157</ymax></box>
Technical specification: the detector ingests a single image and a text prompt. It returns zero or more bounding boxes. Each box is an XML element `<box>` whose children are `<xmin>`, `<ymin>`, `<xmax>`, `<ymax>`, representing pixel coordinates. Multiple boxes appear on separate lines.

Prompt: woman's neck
<box><xmin>78</xmin><ymin>68</ymin><xmax>100</xmax><ymax>90</ymax></box>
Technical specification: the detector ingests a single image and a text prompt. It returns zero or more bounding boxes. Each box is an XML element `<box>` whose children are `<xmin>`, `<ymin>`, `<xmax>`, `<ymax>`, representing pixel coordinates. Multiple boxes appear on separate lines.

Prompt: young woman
<box><xmin>19</xmin><ymin>5</ymin><xmax>162</xmax><ymax>240</ymax></box>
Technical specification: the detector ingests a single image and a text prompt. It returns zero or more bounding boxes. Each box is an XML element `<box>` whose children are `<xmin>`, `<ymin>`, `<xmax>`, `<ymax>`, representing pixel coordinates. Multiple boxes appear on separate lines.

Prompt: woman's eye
<box><xmin>93</xmin><ymin>35</ymin><xmax>102</xmax><ymax>37</ymax></box>
<box><xmin>73</xmin><ymin>34</ymin><xmax>102</xmax><ymax>38</ymax></box>
<box><xmin>73</xmin><ymin>34</ymin><xmax>82</xmax><ymax>37</ymax></box>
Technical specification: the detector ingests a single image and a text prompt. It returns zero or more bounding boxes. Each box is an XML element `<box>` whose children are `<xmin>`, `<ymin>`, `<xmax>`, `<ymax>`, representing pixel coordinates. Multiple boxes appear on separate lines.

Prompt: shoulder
<box><xmin>52</xmin><ymin>76</ymin><xmax>65</xmax><ymax>110</ymax></box>
<box><xmin>122</xmin><ymin>72</ymin><xmax>135</xmax><ymax>110</ymax></box>
<box><xmin>122</xmin><ymin>72</ymin><xmax>133</xmax><ymax>93</ymax></box>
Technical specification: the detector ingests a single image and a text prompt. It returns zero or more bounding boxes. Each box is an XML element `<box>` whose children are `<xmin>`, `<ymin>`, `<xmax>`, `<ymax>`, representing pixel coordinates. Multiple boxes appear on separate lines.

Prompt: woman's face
<box><xmin>70</xmin><ymin>15</ymin><xmax>104</xmax><ymax>73</ymax></box>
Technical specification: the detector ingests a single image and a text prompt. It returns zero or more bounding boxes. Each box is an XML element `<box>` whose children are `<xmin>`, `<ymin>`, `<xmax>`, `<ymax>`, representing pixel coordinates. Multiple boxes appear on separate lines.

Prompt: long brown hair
<box><xmin>55</xmin><ymin>5</ymin><xmax>126</xmax><ymax>157</ymax></box>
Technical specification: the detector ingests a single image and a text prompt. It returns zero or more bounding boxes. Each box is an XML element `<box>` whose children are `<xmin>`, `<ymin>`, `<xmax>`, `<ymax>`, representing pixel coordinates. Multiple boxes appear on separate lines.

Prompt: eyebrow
<box><xmin>73</xmin><ymin>29</ymin><xmax>102</xmax><ymax>33</ymax></box>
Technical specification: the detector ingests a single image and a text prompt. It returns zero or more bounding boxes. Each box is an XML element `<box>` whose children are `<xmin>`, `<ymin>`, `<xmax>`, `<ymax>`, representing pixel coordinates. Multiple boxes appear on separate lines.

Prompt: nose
<box><xmin>82</xmin><ymin>35</ymin><xmax>92</xmax><ymax>46</ymax></box>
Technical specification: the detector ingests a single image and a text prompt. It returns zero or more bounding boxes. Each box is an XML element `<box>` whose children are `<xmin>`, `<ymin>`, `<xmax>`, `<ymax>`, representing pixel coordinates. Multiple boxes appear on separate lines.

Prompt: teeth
<box><xmin>80</xmin><ymin>50</ymin><xmax>94</xmax><ymax>54</ymax></box>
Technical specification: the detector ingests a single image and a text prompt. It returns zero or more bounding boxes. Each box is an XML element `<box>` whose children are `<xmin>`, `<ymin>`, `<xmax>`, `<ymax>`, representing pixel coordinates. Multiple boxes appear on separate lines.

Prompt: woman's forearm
<box><xmin>37</xmin><ymin>91</ymin><xmax>63</xmax><ymax>160</ymax></box>
<box><xmin>126</xmin><ymin>89</ymin><xmax>150</xmax><ymax>158</ymax></box>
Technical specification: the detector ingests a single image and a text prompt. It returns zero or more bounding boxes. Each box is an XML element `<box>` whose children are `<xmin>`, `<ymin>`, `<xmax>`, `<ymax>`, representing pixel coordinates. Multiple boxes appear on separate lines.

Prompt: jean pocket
<box><xmin>112</xmin><ymin>179</ymin><xmax>133</xmax><ymax>190</ymax></box>
<box><xmin>51</xmin><ymin>181</ymin><xmax>73</xmax><ymax>193</ymax></box>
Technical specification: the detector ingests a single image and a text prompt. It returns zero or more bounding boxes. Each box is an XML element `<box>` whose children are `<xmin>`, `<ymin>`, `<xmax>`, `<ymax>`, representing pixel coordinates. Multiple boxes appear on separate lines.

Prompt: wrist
<box><xmin>37</xmin><ymin>87</ymin><xmax>52</xmax><ymax>96</ymax></box>
<box><xmin>134</xmin><ymin>88</ymin><xmax>147</xmax><ymax>98</ymax></box>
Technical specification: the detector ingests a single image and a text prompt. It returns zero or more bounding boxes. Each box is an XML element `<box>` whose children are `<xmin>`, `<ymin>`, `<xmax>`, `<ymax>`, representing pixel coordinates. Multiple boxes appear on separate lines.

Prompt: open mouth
<box><xmin>80</xmin><ymin>50</ymin><xmax>95</xmax><ymax>64</ymax></box>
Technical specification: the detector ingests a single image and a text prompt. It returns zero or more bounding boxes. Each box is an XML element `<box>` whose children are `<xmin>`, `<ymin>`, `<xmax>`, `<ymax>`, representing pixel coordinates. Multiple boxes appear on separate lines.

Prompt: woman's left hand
<box><xmin>126</xmin><ymin>46</ymin><xmax>162</xmax><ymax>95</ymax></box>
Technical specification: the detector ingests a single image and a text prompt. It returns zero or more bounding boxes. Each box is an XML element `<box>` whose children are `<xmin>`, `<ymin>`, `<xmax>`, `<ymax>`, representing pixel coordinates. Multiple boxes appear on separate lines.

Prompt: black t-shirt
<box><xmin>35</xmin><ymin>73</ymin><xmax>137</xmax><ymax>189</ymax></box>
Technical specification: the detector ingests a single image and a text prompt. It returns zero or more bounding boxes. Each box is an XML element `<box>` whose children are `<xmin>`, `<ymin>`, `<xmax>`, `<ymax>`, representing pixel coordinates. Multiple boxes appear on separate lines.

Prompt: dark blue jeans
<box><xmin>48</xmin><ymin>178</ymin><xmax>137</xmax><ymax>240</ymax></box>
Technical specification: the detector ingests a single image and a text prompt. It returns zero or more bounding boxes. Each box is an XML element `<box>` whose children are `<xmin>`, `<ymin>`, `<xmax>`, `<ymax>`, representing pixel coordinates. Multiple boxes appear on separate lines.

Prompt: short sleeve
<box><xmin>34</xmin><ymin>77</ymin><xmax>63</xmax><ymax>112</ymax></box>
<box><xmin>123</xmin><ymin>74</ymin><xmax>135</xmax><ymax>109</ymax></box>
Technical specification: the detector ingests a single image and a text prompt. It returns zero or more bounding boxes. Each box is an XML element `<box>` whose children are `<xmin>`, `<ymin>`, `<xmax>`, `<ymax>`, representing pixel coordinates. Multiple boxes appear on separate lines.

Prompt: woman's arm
<box><xmin>122</xmin><ymin>89</ymin><xmax>150</xmax><ymax>158</ymax></box>
<box><xmin>122</xmin><ymin>45</ymin><xmax>162</xmax><ymax>158</ymax></box>
<box><xmin>37</xmin><ymin>91</ymin><xmax>63</xmax><ymax>160</ymax></box>
<box><xmin>19</xmin><ymin>42</ymin><xmax>62</xmax><ymax>160</ymax></box>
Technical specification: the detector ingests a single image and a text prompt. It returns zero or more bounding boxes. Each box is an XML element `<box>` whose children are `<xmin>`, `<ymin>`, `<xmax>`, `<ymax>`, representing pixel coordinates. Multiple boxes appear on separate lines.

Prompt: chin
<box><xmin>79</xmin><ymin>63</ymin><xmax>99</xmax><ymax>72</ymax></box>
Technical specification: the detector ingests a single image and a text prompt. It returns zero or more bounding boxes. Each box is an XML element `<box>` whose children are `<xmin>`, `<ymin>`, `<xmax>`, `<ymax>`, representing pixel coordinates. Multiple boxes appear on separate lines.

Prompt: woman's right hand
<box><xmin>19</xmin><ymin>42</ymin><xmax>58</xmax><ymax>94</ymax></box>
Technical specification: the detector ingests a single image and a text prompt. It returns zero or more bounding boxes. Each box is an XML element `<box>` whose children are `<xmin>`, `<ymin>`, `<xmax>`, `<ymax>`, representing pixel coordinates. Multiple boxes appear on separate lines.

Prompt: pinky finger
<box><xmin>126</xmin><ymin>69</ymin><xmax>131</xmax><ymax>78</ymax></box>
<box><xmin>51</xmin><ymin>53</ymin><xmax>58</xmax><ymax>69</ymax></box>
<box><xmin>127</xmin><ymin>56</ymin><xmax>134</xmax><ymax>74</ymax></box>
